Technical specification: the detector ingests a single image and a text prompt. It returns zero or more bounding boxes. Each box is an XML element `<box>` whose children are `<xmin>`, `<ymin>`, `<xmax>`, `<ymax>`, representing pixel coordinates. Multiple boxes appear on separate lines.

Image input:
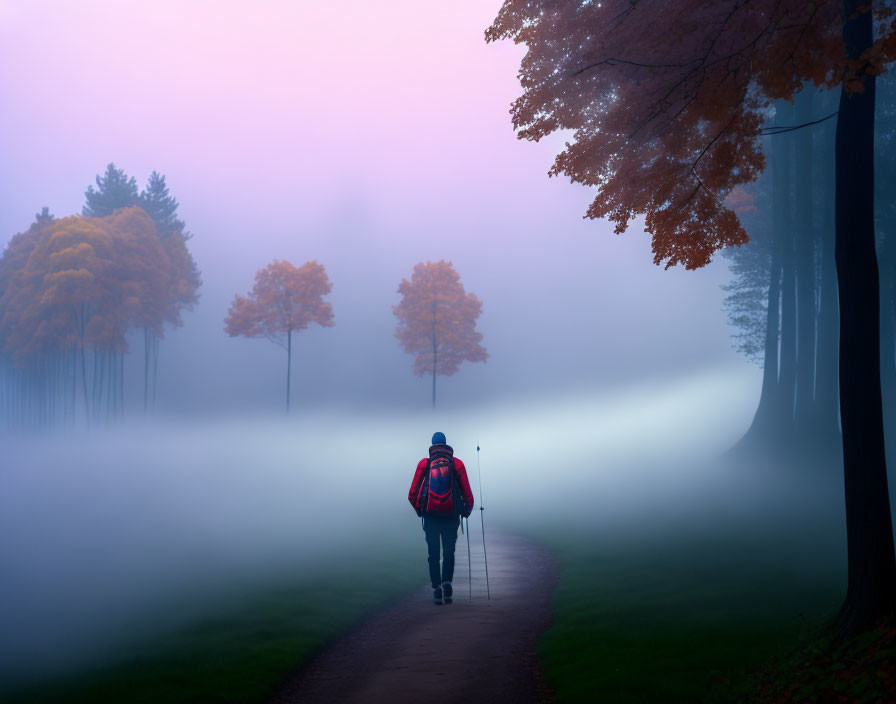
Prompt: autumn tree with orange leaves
<box><xmin>0</xmin><ymin>207</ymin><xmax>183</xmax><ymax>426</ymax></box>
<box><xmin>224</xmin><ymin>260</ymin><xmax>334</xmax><ymax>413</ymax></box>
<box><xmin>393</xmin><ymin>261</ymin><xmax>487</xmax><ymax>408</ymax></box>
<box><xmin>487</xmin><ymin>0</ymin><xmax>896</xmax><ymax>636</ymax></box>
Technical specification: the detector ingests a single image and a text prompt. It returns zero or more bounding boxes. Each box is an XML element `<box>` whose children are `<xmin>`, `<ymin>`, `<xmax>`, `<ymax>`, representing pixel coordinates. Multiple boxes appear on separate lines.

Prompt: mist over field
<box><xmin>3</xmin><ymin>361</ymin><xmax>850</xmax><ymax>688</ymax></box>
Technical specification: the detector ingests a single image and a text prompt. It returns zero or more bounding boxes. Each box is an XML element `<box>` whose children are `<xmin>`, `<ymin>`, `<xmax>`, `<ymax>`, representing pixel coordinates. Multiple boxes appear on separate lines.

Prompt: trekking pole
<box><xmin>477</xmin><ymin>443</ymin><xmax>490</xmax><ymax>600</ymax></box>
<box><xmin>465</xmin><ymin>516</ymin><xmax>472</xmax><ymax>603</ymax></box>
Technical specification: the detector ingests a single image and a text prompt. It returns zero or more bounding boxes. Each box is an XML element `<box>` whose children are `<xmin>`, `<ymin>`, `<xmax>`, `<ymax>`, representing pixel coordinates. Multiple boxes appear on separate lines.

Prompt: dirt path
<box><xmin>269</xmin><ymin>530</ymin><xmax>557</xmax><ymax>704</ymax></box>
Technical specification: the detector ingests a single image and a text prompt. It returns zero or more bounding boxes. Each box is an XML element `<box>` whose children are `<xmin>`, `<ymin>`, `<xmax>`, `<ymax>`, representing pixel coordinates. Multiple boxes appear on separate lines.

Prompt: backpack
<box><xmin>420</xmin><ymin>446</ymin><xmax>464</xmax><ymax>517</ymax></box>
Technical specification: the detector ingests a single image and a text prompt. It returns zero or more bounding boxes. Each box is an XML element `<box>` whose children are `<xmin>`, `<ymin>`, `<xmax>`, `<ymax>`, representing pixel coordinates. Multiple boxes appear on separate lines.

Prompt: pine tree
<box><xmin>139</xmin><ymin>171</ymin><xmax>185</xmax><ymax>239</ymax></box>
<box><xmin>83</xmin><ymin>163</ymin><xmax>139</xmax><ymax>217</ymax></box>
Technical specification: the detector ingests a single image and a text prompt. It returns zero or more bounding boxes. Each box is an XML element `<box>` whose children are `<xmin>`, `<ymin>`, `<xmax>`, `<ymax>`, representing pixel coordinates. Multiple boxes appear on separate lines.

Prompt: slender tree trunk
<box><xmin>80</xmin><ymin>345</ymin><xmax>89</xmax><ymax>429</ymax></box>
<box><xmin>779</xmin><ymin>243</ymin><xmax>798</xmax><ymax>420</ymax></box>
<box><xmin>76</xmin><ymin>309</ymin><xmax>90</xmax><ymax>428</ymax></box>
<box><xmin>794</xmin><ymin>87</ymin><xmax>817</xmax><ymax>431</ymax></box>
<box><xmin>119</xmin><ymin>352</ymin><xmax>124</xmax><ymax>417</ymax></box>
<box><xmin>775</xmin><ymin>102</ymin><xmax>798</xmax><ymax>434</ymax></box>
<box><xmin>71</xmin><ymin>350</ymin><xmax>77</xmax><ymax>425</ymax></box>
<box><xmin>96</xmin><ymin>350</ymin><xmax>106</xmax><ymax>422</ymax></box>
<box><xmin>432</xmin><ymin>339</ymin><xmax>437</xmax><ymax>409</ymax></box>
<box><xmin>834</xmin><ymin>0</ymin><xmax>896</xmax><ymax>638</ymax></box>
<box><xmin>106</xmin><ymin>351</ymin><xmax>113</xmax><ymax>422</ymax></box>
<box><xmin>286</xmin><ymin>328</ymin><xmax>292</xmax><ymax>414</ymax></box>
<box><xmin>92</xmin><ymin>348</ymin><xmax>99</xmax><ymax>416</ymax></box>
<box><xmin>143</xmin><ymin>328</ymin><xmax>150</xmax><ymax>414</ymax></box>
<box><xmin>152</xmin><ymin>334</ymin><xmax>159</xmax><ymax>409</ymax></box>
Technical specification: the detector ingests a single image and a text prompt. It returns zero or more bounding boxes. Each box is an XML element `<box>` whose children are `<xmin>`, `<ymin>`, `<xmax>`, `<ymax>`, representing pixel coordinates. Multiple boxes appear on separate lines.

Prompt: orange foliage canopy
<box><xmin>486</xmin><ymin>1</ymin><xmax>896</xmax><ymax>268</ymax></box>
<box><xmin>0</xmin><ymin>207</ymin><xmax>192</xmax><ymax>364</ymax></box>
<box><xmin>393</xmin><ymin>260</ymin><xmax>488</xmax><ymax>377</ymax></box>
<box><xmin>224</xmin><ymin>260</ymin><xmax>334</xmax><ymax>347</ymax></box>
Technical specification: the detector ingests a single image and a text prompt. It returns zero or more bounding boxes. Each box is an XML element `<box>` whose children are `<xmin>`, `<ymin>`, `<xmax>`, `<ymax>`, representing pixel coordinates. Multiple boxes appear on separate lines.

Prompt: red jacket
<box><xmin>408</xmin><ymin>451</ymin><xmax>475</xmax><ymax>517</ymax></box>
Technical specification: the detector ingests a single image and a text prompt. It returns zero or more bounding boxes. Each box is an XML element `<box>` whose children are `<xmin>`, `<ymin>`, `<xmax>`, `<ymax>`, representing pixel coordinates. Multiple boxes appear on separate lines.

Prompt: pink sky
<box><xmin>0</xmin><ymin>0</ymin><xmax>547</xmax><ymax>241</ymax></box>
<box><xmin>0</xmin><ymin>0</ymin><xmax>748</xmax><ymax>410</ymax></box>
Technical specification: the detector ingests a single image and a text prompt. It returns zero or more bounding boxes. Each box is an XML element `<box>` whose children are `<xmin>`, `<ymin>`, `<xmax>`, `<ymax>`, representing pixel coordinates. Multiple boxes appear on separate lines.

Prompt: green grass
<box><xmin>530</xmin><ymin>527</ymin><xmax>844</xmax><ymax>704</ymax></box>
<box><xmin>3</xmin><ymin>543</ymin><xmax>422</xmax><ymax>704</ymax></box>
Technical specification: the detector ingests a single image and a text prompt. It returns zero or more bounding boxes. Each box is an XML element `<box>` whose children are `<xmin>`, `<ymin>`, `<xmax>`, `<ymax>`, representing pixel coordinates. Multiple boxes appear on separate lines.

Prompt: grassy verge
<box><xmin>529</xmin><ymin>526</ymin><xmax>844</xmax><ymax>703</ymax></box>
<box><xmin>3</xmin><ymin>544</ymin><xmax>421</xmax><ymax>704</ymax></box>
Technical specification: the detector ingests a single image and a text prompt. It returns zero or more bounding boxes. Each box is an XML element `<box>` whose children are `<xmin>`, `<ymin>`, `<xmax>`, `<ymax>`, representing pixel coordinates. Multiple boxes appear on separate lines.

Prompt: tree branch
<box><xmin>762</xmin><ymin>110</ymin><xmax>839</xmax><ymax>134</ymax></box>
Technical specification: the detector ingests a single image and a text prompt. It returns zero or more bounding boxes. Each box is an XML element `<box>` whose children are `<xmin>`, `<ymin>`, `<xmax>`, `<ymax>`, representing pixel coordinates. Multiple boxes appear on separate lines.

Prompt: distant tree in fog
<box><xmin>224</xmin><ymin>260</ymin><xmax>334</xmax><ymax>413</ymax></box>
<box><xmin>393</xmin><ymin>260</ymin><xmax>487</xmax><ymax>408</ymax></box>
<box><xmin>720</xmin><ymin>186</ymin><xmax>770</xmax><ymax>366</ymax></box>
<box><xmin>487</xmin><ymin>0</ymin><xmax>896</xmax><ymax>637</ymax></box>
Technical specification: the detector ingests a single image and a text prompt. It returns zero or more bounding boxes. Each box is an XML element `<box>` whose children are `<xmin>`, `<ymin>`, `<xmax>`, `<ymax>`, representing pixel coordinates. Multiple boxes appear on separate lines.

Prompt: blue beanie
<box><xmin>432</xmin><ymin>431</ymin><xmax>446</xmax><ymax>445</ymax></box>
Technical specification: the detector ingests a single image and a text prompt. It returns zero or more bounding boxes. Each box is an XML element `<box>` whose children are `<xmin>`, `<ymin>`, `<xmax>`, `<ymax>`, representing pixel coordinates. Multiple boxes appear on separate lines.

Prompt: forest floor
<box><xmin>268</xmin><ymin>530</ymin><xmax>557</xmax><ymax>704</ymax></box>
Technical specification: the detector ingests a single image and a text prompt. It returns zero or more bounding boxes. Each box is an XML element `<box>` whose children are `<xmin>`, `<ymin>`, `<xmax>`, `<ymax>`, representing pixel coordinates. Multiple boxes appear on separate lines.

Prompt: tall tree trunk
<box><xmin>432</xmin><ymin>338</ymin><xmax>437</xmax><ymax>409</ymax></box>
<box><xmin>816</xmin><ymin>92</ymin><xmax>841</xmax><ymax>437</ymax></box>
<box><xmin>834</xmin><ymin>0</ymin><xmax>896</xmax><ymax>638</ymax></box>
<box><xmin>794</xmin><ymin>87</ymin><xmax>817</xmax><ymax>431</ymax></box>
<box><xmin>286</xmin><ymin>328</ymin><xmax>292</xmax><ymax>414</ymax></box>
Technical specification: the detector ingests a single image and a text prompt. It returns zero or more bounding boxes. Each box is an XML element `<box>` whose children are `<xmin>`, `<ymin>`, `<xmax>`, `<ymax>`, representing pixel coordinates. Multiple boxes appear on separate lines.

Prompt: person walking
<box><xmin>408</xmin><ymin>432</ymin><xmax>475</xmax><ymax>605</ymax></box>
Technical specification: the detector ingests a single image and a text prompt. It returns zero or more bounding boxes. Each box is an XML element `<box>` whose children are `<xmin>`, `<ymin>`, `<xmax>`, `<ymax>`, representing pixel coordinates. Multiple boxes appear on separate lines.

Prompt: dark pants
<box><xmin>423</xmin><ymin>514</ymin><xmax>460</xmax><ymax>588</ymax></box>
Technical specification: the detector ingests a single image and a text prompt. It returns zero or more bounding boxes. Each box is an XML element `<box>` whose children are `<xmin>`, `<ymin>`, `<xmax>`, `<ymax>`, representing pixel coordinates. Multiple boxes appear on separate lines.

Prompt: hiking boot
<box><xmin>442</xmin><ymin>581</ymin><xmax>453</xmax><ymax>604</ymax></box>
<box><xmin>433</xmin><ymin>585</ymin><xmax>444</xmax><ymax>605</ymax></box>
